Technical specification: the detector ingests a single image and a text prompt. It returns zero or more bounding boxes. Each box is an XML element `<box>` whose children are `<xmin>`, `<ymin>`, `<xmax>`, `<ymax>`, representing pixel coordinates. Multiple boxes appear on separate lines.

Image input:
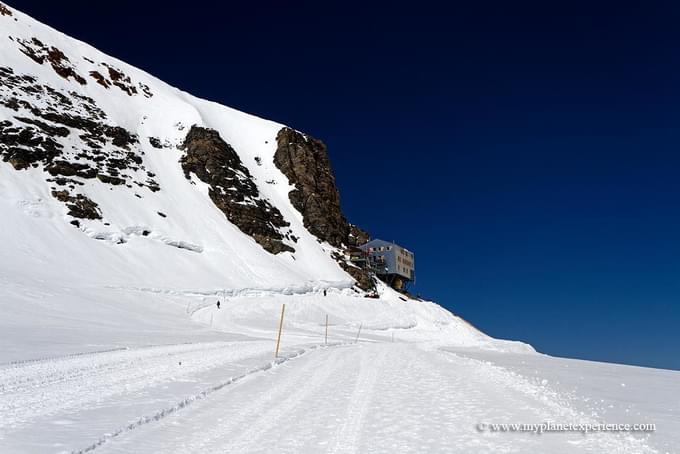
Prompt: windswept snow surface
<box><xmin>1</xmin><ymin>281</ymin><xmax>678</xmax><ymax>454</ymax></box>
<box><xmin>1</xmin><ymin>2</ymin><xmax>679</xmax><ymax>453</ymax></box>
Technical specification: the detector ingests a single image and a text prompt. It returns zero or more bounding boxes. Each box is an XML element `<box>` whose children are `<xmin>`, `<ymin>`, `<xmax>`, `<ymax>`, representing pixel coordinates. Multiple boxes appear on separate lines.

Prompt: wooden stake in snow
<box><xmin>355</xmin><ymin>323</ymin><xmax>363</xmax><ymax>344</ymax></box>
<box><xmin>275</xmin><ymin>304</ymin><xmax>286</xmax><ymax>358</ymax></box>
<box><xmin>325</xmin><ymin>314</ymin><xmax>329</xmax><ymax>345</ymax></box>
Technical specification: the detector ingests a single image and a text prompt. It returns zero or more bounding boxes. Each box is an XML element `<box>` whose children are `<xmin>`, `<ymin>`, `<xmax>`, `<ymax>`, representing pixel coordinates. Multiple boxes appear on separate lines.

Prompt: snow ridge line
<box><xmin>71</xmin><ymin>342</ymin><xmax>347</xmax><ymax>454</ymax></box>
<box><xmin>105</xmin><ymin>281</ymin><xmax>354</xmax><ymax>299</ymax></box>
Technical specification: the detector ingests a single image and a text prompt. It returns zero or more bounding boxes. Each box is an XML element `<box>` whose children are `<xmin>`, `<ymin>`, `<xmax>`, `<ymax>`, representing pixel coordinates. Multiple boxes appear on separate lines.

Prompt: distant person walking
<box><xmin>323</xmin><ymin>289</ymin><xmax>327</xmax><ymax>297</ymax></box>
<box><xmin>216</xmin><ymin>301</ymin><xmax>221</xmax><ymax>309</ymax></box>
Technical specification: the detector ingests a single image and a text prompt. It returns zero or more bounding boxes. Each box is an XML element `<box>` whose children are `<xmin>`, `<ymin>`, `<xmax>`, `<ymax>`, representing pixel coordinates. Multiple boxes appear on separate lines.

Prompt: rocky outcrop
<box><xmin>342</xmin><ymin>261</ymin><xmax>376</xmax><ymax>292</ymax></box>
<box><xmin>0</xmin><ymin>3</ymin><xmax>12</xmax><ymax>16</ymax></box>
<box><xmin>88</xmin><ymin>62</ymin><xmax>153</xmax><ymax>98</ymax></box>
<box><xmin>11</xmin><ymin>34</ymin><xmax>153</xmax><ymax>98</ymax></box>
<box><xmin>51</xmin><ymin>190</ymin><xmax>101</xmax><ymax>220</ymax></box>
<box><xmin>0</xmin><ymin>66</ymin><xmax>160</xmax><ymax>221</ymax></box>
<box><xmin>16</xmin><ymin>37</ymin><xmax>87</xmax><ymax>85</ymax></box>
<box><xmin>275</xmin><ymin>127</ymin><xmax>376</xmax><ymax>291</ymax></box>
<box><xmin>180</xmin><ymin>126</ymin><xmax>295</xmax><ymax>254</ymax></box>
<box><xmin>274</xmin><ymin>127</ymin><xmax>350</xmax><ymax>248</ymax></box>
<box><xmin>348</xmin><ymin>224</ymin><xmax>370</xmax><ymax>247</ymax></box>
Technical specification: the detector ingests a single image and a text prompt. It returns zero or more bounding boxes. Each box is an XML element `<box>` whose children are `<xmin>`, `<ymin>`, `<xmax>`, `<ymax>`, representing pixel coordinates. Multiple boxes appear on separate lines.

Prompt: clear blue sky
<box><xmin>12</xmin><ymin>1</ymin><xmax>680</xmax><ymax>370</ymax></box>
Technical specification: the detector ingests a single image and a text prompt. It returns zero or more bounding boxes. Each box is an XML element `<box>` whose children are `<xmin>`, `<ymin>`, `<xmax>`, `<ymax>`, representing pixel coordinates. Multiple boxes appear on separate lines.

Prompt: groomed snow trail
<box><xmin>0</xmin><ymin>340</ymin><xmax>278</xmax><ymax>453</ymax></box>
<box><xmin>91</xmin><ymin>343</ymin><xmax>656</xmax><ymax>454</ymax></box>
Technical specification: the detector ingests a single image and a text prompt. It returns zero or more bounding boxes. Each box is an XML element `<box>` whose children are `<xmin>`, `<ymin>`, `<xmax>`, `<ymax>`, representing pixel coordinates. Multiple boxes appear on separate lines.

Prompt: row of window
<box><xmin>397</xmin><ymin>255</ymin><xmax>413</xmax><ymax>267</ymax></box>
<box><xmin>396</xmin><ymin>265</ymin><xmax>413</xmax><ymax>276</ymax></box>
<box><xmin>368</xmin><ymin>245</ymin><xmax>413</xmax><ymax>258</ymax></box>
<box><xmin>399</xmin><ymin>250</ymin><xmax>414</xmax><ymax>259</ymax></box>
<box><xmin>368</xmin><ymin>246</ymin><xmax>392</xmax><ymax>252</ymax></box>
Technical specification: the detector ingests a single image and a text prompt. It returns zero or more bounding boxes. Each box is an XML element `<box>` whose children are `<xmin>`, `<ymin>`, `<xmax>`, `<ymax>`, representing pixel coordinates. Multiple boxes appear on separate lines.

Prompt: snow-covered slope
<box><xmin>0</xmin><ymin>1</ymin><xmax>529</xmax><ymax>357</ymax></box>
<box><xmin>2</xmin><ymin>4</ymin><xmax>679</xmax><ymax>454</ymax></box>
<box><xmin>0</xmin><ymin>2</ymin><xmax>348</xmax><ymax>290</ymax></box>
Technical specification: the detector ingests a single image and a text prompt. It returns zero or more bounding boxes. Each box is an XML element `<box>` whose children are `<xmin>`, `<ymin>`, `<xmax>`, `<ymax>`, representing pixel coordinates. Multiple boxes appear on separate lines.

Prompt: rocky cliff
<box><xmin>0</xmin><ymin>1</ymin><xmax>372</xmax><ymax>290</ymax></box>
<box><xmin>274</xmin><ymin>127</ymin><xmax>350</xmax><ymax>248</ymax></box>
<box><xmin>180</xmin><ymin>126</ymin><xmax>295</xmax><ymax>254</ymax></box>
<box><xmin>274</xmin><ymin>127</ymin><xmax>375</xmax><ymax>290</ymax></box>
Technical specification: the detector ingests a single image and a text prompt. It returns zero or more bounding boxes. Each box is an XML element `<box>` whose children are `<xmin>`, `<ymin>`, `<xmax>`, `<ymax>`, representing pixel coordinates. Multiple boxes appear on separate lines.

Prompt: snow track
<box><xmin>0</xmin><ymin>340</ymin><xmax>281</xmax><ymax>452</ymax></box>
<box><xmin>89</xmin><ymin>343</ymin><xmax>657</xmax><ymax>454</ymax></box>
<box><xmin>1</xmin><ymin>342</ymin><xmax>266</xmax><ymax>429</ymax></box>
<box><xmin>73</xmin><ymin>343</ymin><xmax>342</xmax><ymax>454</ymax></box>
<box><xmin>1</xmin><ymin>3</ymin><xmax>676</xmax><ymax>453</ymax></box>
<box><xmin>328</xmin><ymin>346</ymin><xmax>387</xmax><ymax>454</ymax></box>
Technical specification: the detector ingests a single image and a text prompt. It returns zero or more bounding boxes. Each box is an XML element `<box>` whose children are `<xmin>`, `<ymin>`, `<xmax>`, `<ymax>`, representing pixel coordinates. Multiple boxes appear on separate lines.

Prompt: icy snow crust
<box><xmin>1</xmin><ymin>3</ymin><xmax>677</xmax><ymax>454</ymax></box>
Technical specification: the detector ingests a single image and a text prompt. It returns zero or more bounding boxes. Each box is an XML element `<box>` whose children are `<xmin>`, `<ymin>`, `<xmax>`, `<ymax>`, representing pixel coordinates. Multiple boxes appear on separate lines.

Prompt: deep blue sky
<box><xmin>11</xmin><ymin>1</ymin><xmax>680</xmax><ymax>370</ymax></box>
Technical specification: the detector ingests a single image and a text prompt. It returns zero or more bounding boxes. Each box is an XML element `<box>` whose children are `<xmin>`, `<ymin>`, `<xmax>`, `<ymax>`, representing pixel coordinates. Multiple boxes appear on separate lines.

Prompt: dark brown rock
<box><xmin>332</xmin><ymin>251</ymin><xmax>376</xmax><ymax>292</ymax></box>
<box><xmin>16</xmin><ymin>38</ymin><xmax>87</xmax><ymax>85</ymax></box>
<box><xmin>0</xmin><ymin>66</ymin><xmax>159</xmax><ymax>221</ymax></box>
<box><xmin>0</xmin><ymin>120</ymin><xmax>62</xmax><ymax>169</ymax></box>
<box><xmin>14</xmin><ymin>116</ymin><xmax>70</xmax><ymax>137</ymax></box>
<box><xmin>0</xmin><ymin>3</ymin><xmax>12</xmax><ymax>16</ymax></box>
<box><xmin>274</xmin><ymin>127</ymin><xmax>349</xmax><ymax>247</ymax></box>
<box><xmin>180</xmin><ymin>126</ymin><xmax>294</xmax><ymax>254</ymax></box>
<box><xmin>89</xmin><ymin>70</ymin><xmax>111</xmax><ymax>88</ymax></box>
<box><xmin>274</xmin><ymin>127</ymin><xmax>378</xmax><ymax>289</ymax></box>
<box><xmin>96</xmin><ymin>174</ymin><xmax>125</xmax><ymax>185</ymax></box>
<box><xmin>46</xmin><ymin>160</ymin><xmax>96</xmax><ymax>179</ymax></box>
<box><xmin>348</xmin><ymin>224</ymin><xmax>370</xmax><ymax>247</ymax></box>
<box><xmin>139</xmin><ymin>82</ymin><xmax>153</xmax><ymax>98</ymax></box>
<box><xmin>103</xmin><ymin>63</ymin><xmax>138</xmax><ymax>96</ymax></box>
<box><xmin>51</xmin><ymin>190</ymin><xmax>101</xmax><ymax>220</ymax></box>
<box><xmin>148</xmin><ymin>137</ymin><xmax>163</xmax><ymax>149</ymax></box>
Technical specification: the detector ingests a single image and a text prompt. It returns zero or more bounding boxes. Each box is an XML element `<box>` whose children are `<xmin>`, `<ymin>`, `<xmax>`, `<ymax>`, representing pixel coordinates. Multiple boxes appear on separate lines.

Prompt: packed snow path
<box><xmin>2</xmin><ymin>342</ymin><xmax>651</xmax><ymax>454</ymax></box>
<box><xmin>0</xmin><ymin>340</ymin><xmax>279</xmax><ymax>453</ymax></box>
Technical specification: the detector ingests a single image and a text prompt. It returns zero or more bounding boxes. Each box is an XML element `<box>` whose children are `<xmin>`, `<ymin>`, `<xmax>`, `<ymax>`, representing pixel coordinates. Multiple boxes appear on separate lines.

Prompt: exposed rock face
<box><xmin>51</xmin><ymin>190</ymin><xmax>101</xmax><ymax>220</ymax></box>
<box><xmin>0</xmin><ymin>66</ymin><xmax>159</xmax><ymax>221</ymax></box>
<box><xmin>11</xmin><ymin>33</ymin><xmax>153</xmax><ymax>98</ymax></box>
<box><xmin>87</xmin><ymin>62</ymin><xmax>153</xmax><ymax>98</ymax></box>
<box><xmin>0</xmin><ymin>3</ymin><xmax>12</xmax><ymax>16</ymax></box>
<box><xmin>274</xmin><ymin>127</ymin><xmax>376</xmax><ymax>291</ymax></box>
<box><xmin>340</xmin><ymin>260</ymin><xmax>376</xmax><ymax>292</ymax></box>
<box><xmin>16</xmin><ymin>37</ymin><xmax>87</xmax><ymax>85</ymax></box>
<box><xmin>0</xmin><ymin>11</ymin><xmax>376</xmax><ymax>285</ymax></box>
<box><xmin>348</xmin><ymin>224</ymin><xmax>370</xmax><ymax>247</ymax></box>
<box><xmin>274</xmin><ymin>127</ymin><xmax>349</xmax><ymax>248</ymax></box>
<box><xmin>180</xmin><ymin>126</ymin><xmax>295</xmax><ymax>254</ymax></box>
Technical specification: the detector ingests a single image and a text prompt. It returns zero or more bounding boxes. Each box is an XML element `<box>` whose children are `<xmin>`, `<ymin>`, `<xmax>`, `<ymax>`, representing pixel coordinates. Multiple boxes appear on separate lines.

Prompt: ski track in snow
<box><xmin>0</xmin><ymin>341</ymin><xmax>273</xmax><ymax>433</ymax></box>
<box><xmin>88</xmin><ymin>343</ymin><xmax>657</xmax><ymax>454</ymax></box>
<box><xmin>328</xmin><ymin>345</ymin><xmax>387</xmax><ymax>454</ymax></box>
<box><xmin>0</xmin><ymin>3</ymin><xmax>675</xmax><ymax>453</ymax></box>
<box><xmin>72</xmin><ymin>343</ymin><xmax>344</xmax><ymax>454</ymax></box>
